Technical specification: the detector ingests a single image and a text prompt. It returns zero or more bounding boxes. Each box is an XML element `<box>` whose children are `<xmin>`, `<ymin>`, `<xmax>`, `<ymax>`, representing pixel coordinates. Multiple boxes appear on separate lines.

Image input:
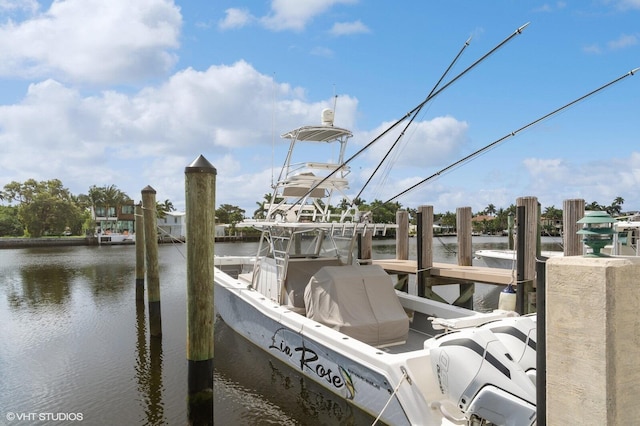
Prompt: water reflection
<box><xmin>213</xmin><ymin>318</ymin><xmax>375</xmax><ymax>425</ymax></box>
<box><xmin>7</xmin><ymin>265</ymin><xmax>74</xmax><ymax>308</ymax></box>
<box><xmin>134</xmin><ymin>300</ymin><xmax>167</xmax><ymax>425</ymax></box>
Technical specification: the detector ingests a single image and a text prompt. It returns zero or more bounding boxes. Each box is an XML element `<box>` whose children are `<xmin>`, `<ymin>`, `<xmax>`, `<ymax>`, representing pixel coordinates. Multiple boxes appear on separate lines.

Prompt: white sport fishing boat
<box><xmin>606</xmin><ymin>215</ymin><xmax>640</xmax><ymax>256</ymax></box>
<box><xmin>214</xmin><ymin>109</ymin><xmax>537</xmax><ymax>425</ymax></box>
<box><xmin>474</xmin><ymin>249</ymin><xmax>562</xmax><ymax>269</ymax></box>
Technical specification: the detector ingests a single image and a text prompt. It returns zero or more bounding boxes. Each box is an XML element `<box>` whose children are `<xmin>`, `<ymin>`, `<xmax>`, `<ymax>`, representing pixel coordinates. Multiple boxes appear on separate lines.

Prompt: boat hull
<box><xmin>214</xmin><ymin>276</ymin><xmax>415</xmax><ymax>425</ymax></box>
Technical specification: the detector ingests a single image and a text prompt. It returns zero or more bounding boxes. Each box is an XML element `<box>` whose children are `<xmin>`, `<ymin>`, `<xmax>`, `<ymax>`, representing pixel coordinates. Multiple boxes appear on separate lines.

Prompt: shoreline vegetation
<box><xmin>0</xmin><ymin>235</ymin><xmax>265</xmax><ymax>249</ymax></box>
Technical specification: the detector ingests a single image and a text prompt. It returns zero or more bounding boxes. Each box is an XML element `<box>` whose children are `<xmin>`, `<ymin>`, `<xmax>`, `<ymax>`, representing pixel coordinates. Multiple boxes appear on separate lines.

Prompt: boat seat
<box><xmin>281</xmin><ymin>172</ymin><xmax>349</xmax><ymax>197</ymax></box>
<box><xmin>283</xmin><ymin>257</ymin><xmax>343</xmax><ymax>314</ymax></box>
<box><xmin>304</xmin><ymin>265</ymin><xmax>410</xmax><ymax>347</ymax></box>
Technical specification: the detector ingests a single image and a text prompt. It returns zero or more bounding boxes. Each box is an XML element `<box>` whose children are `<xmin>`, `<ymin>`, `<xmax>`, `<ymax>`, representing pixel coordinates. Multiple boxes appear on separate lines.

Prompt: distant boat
<box><xmin>476</xmin><ymin>215</ymin><xmax>640</xmax><ymax>267</ymax></box>
<box><xmin>605</xmin><ymin>215</ymin><xmax>640</xmax><ymax>256</ymax></box>
<box><xmin>214</xmin><ymin>109</ymin><xmax>537</xmax><ymax>425</ymax></box>
<box><xmin>475</xmin><ymin>249</ymin><xmax>563</xmax><ymax>269</ymax></box>
<box><xmin>97</xmin><ymin>230</ymin><xmax>135</xmax><ymax>245</ymax></box>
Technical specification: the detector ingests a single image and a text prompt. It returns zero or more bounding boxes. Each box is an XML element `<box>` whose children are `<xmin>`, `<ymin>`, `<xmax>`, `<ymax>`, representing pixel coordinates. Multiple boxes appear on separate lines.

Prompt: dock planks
<box><xmin>372</xmin><ymin>259</ymin><xmax>514</xmax><ymax>286</ymax></box>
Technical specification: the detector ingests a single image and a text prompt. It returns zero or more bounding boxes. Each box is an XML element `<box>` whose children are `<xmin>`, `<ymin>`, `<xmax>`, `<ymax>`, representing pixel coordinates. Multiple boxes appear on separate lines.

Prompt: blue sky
<box><xmin>1</xmin><ymin>1</ymin><xmax>639</xmax><ymax>217</ymax></box>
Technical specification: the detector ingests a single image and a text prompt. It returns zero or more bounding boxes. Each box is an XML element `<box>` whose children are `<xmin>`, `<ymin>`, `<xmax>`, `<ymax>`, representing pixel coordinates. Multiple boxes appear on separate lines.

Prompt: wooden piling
<box><xmin>516</xmin><ymin>196</ymin><xmax>538</xmax><ymax>314</ymax></box>
<box><xmin>563</xmin><ymin>198</ymin><xmax>585</xmax><ymax>256</ymax></box>
<box><xmin>142</xmin><ymin>186</ymin><xmax>161</xmax><ymax>338</ymax></box>
<box><xmin>507</xmin><ymin>212</ymin><xmax>515</xmax><ymax>250</ymax></box>
<box><xmin>185</xmin><ymin>155</ymin><xmax>216</xmax><ymax>421</ymax></box>
<box><xmin>456</xmin><ymin>207</ymin><xmax>474</xmax><ymax>309</ymax></box>
<box><xmin>358</xmin><ymin>229</ymin><xmax>373</xmax><ymax>265</ymax></box>
<box><xmin>135</xmin><ymin>202</ymin><xmax>145</xmax><ymax>301</ymax></box>
<box><xmin>416</xmin><ymin>205</ymin><xmax>433</xmax><ymax>298</ymax></box>
<box><xmin>395</xmin><ymin>210</ymin><xmax>409</xmax><ymax>292</ymax></box>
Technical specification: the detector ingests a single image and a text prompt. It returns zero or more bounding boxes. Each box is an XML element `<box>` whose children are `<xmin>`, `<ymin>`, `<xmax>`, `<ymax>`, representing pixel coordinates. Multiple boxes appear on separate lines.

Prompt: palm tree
<box><xmin>586</xmin><ymin>201</ymin><xmax>603</xmax><ymax>211</ymax></box>
<box><xmin>609</xmin><ymin>196</ymin><xmax>625</xmax><ymax>216</ymax></box>
<box><xmin>484</xmin><ymin>204</ymin><xmax>496</xmax><ymax>216</ymax></box>
<box><xmin>156</xmin><ymin>199</ymin><xmax>175</xmax><ymax>218</ymax></box>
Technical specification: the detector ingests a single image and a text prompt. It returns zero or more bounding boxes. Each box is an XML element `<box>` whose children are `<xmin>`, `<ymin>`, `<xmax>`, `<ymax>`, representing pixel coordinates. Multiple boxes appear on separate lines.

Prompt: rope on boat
<box><xmin>371</xmin><ymin>367</ymin><xmax>409</xmax><ymax>426</ymax></box>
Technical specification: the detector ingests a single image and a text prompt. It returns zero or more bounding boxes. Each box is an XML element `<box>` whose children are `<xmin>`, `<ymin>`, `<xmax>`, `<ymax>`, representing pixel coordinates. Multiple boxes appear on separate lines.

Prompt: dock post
<box><xmin>562</xmin><ymin>199</ymin><xmax>585</xmax><ymax>256</ymax></box>
<box><xmin>507</xmin><ymin>212</ymin><xmax>515</xmax><ymax>250</ymax></box>
<box><xmin>396</xmin><ymin>210</ymin><xmax>409</xmax><ymax>293</ymax></box>
<box><xmin>516</xmin><ymin>196</ymin><xmax>538</xmax><ymax>314</ymax></box>
<box><xmin>358</xmin><ymin>229</ymin><xmax>373</xmax><ymax>264</ymax></box>
<box><xmin>416</xmin><ymin>205</ymin><xmax>433</xmax><ymax>298</ymax></box>
<box><xmin>142</xmin><ymin>186</ymin><xmax>161</xmax><ymax>338</ymax></box>
<box><xmin>455</xmin><ymin>207</ymin><xmax>474</xmax><ymax>309</ymax></box>
<box><xmin>185</xmin><ymin>155</ymin><xmax>216</xmax><ymax>423</ymax></box>
<box><xmin>135</xmin><ymin>202</ymin><xmax>145</xmax><ymax>302</ymax></box>
<box><xmin>546</xmin><ymin>256</ymin><xmax>640</xmax><ymax>425</ymax></box>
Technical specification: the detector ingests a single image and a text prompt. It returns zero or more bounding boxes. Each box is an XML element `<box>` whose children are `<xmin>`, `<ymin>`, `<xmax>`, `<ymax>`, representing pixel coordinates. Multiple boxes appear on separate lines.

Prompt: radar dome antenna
<box><xmin>321</xmin><ymin>108</ymin><xmax>334</xmax><ymax>126</ymax></box>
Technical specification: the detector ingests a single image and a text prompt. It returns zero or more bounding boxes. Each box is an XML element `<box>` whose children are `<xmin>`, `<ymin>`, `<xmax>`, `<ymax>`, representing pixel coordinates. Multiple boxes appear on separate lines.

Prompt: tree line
<box><xmin>0</xmin><ymin>178</ymin><xmax>630</xmax><ymax>238</ymax></box>
<box><xmin>0</xmin><ymin>179</ymin><xmax>174</xmax><ymax>238</ymax></box>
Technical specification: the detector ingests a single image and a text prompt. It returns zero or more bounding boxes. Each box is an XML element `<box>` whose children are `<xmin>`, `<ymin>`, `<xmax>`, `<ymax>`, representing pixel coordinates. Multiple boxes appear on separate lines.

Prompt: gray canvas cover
<box><xmin>304</xmin><ymin>265</ymin><xmax>409</xmax><ymax>347</ymax></box>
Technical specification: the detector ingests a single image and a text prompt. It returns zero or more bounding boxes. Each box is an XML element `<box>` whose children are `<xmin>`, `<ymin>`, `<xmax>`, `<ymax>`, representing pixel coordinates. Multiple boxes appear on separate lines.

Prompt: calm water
<box><xmin>0</xmin><ymin>236</ymin><xmax>562</xmax><ymax>425</ymax></box>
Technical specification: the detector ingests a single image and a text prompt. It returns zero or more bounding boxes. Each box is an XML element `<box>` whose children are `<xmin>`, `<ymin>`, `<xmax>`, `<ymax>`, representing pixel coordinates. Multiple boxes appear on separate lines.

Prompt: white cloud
<box><xmin>310</xmin><ymin>46</ymin><xmax>334</xmax><ymax>57</ymax></box>
<box><xmin>582</xmin><ymin>43</ymin><xmax>602</xmax><ymax>54</ymax></box>
<box><xmin>0</xmin><ymin>0</ymin><xmax>39</xmax><ymax>14</ymax></box>
<box><xmin>612</xmin><ymin>0</ymin><xmax>640</xmax><ymax>10</ymax></box>
<box><xmin>360</xmin><ymin>116</ymin><xmax>469</xmax><ymax>169</ymax></box>
<box><xmin>329</xmin><ymin>20</ymin><xmax>370</xmax><ymax>36</ymax></box>
<box><xmin>261</xmin><ymin>0</ymin><xmax>357</xmax><ymax>31</ymax></box>
<box><xmin>0</xmin><ymin>61</ymin><xmax>359</xmax><ymax>210</ymax></box>
<box><xmin>218</xmin><ymin>8</ymin><xmax>253</xmax><ymax>30</ymax></box>
<box><xmin>607</xmin><ymin>33</ymin><xmax>638</xmax><ymax>50</ymax></box>
<box><xmin>0</xmin><ymin>0</ymin><xmax>182</xmax><ymax>85</ymax></box>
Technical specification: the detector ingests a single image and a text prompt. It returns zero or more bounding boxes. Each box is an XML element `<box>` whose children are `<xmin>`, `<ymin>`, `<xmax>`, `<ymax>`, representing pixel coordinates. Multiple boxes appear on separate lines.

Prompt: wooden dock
<box><xmin>372</xmin><ymin>259</ymin><xmax>515</xmax><ymax>286</ymax></box>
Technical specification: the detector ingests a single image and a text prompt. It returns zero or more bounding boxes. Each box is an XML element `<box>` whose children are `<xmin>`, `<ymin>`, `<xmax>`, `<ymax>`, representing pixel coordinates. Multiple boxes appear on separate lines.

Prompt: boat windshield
<box><xmin>258</xmin><ymin>225</ymin><xmax>360</xmax><ymax>264</ymax></box>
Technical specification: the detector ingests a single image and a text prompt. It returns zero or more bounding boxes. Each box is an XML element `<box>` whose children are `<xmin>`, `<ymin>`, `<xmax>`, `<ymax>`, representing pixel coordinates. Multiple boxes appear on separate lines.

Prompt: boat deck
<box><xmin>381</xmin><ymin>328</ymin><xmax>436</xmax><ymax>354</ymax></box>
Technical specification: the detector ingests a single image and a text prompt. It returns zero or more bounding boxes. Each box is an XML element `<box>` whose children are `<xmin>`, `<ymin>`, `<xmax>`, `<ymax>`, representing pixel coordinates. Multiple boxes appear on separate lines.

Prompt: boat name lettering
<box><xmin>347</xmin><ymin>368</ymin><xmax>380</xmax><ymax>390</ymax></box>
<box><xmin>296</xmin><ymin>346</ymin><xmax>345</xmax><ymax>389</ymax></box>
<box><xmin>269</xmin><ymin>337</ymin><xmax>293</xmax><ymax>357</ymax></box>
<box><xmin>268</xmin><ymin>332</ymin><xmax>344</xmax><ymax>390</ymax></box>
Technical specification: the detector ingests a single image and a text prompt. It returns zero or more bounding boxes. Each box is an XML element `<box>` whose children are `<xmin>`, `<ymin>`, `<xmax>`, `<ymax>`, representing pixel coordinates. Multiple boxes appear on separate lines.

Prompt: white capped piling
<box><xmin>135</xmin><ymin>202</ymin><xmax>145</xmax><ymax>302</ymax></box>
<box><xmin>416</xmin><ymin>205</ymin><xmax>433</xmax><ymax>298</ymax></box>
<box><xmin>546</xmin><ymin>256</ymin><xmax>640</xmax><ymax>425</ymax></box>
<box><xmin>142</xmin><ymin>186</ymin><xmax>161</xmax><ymax>338</ymax></box>
<box><xmin>456</xmin><ymin>207</ymin><xmax>474</xmax><ymax>308</ymax></box>
<box><xmin>185</xmin><ymin>155</ymin><xmax>216</xmax><ymax>420</ymax></box>
<box><xmin>562</xmin><ymin>198</ymin><xmax>585</xmax><ymax>256</ymax></box>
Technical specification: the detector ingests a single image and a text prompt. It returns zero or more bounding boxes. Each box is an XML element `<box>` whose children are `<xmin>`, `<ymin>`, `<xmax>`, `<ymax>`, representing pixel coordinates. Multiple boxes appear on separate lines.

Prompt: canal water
<box><xmin>0</xmin><ymin>236</ymin><xmax>562</xmax><ymax>425</ymax></box>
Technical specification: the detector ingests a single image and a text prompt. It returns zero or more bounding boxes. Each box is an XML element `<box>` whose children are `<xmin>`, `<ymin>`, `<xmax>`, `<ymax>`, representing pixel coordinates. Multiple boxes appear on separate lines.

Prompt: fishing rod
<box><xmin>353</xmin><ymin>35</ymin><xmax>473</xmax><ymax>203</ymax></box>
<box><xmin>383</xmin><ymin>67</ymin><xmax>640</xmax><ymax>204</ymax></box>
<box><xmin>284</xmin><ymin>22</ymin><xmax>530</xmax><ymax>214</ymax></box>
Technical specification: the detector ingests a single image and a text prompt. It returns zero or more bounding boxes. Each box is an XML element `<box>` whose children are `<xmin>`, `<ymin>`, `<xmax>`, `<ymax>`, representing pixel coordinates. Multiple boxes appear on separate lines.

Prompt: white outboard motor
<box><xmin>427</xmin><ymin>328</ymin><xmax>536</xmax><ymax>426</ymax></box>
<box><xmin>479</xmin><ymin>315</ymin><xmax>537</xmax><ymax>384</ymax></box>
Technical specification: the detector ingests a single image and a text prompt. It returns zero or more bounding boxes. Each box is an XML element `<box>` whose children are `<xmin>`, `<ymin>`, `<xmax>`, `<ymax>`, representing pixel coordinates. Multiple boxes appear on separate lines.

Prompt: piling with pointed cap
<box><xmin>142</xmin><ymin>185</ymin><xmax>161</xmax><ymax>337</ymax></box>
<box><xmin>185</xmin><ymin>154</ymin><xmax>216</xmax><ymax>422</ymax></box>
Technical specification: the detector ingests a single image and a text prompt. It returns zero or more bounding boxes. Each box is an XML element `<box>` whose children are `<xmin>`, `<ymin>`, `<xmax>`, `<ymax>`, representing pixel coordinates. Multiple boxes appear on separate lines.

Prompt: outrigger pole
<box><xmin>284</xmin><ymin>22</ymin><xmax>530</xmax><ymax>214</ymax></box>
<box><xmin>354</xmin><ymin>35</ymin><xmax>473</xmax><ymax>202</ymax></box>
<box><xmin>384</xmin><ymin>67</ymin><xmax>640</xmax><ymax>204</ymax></box>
